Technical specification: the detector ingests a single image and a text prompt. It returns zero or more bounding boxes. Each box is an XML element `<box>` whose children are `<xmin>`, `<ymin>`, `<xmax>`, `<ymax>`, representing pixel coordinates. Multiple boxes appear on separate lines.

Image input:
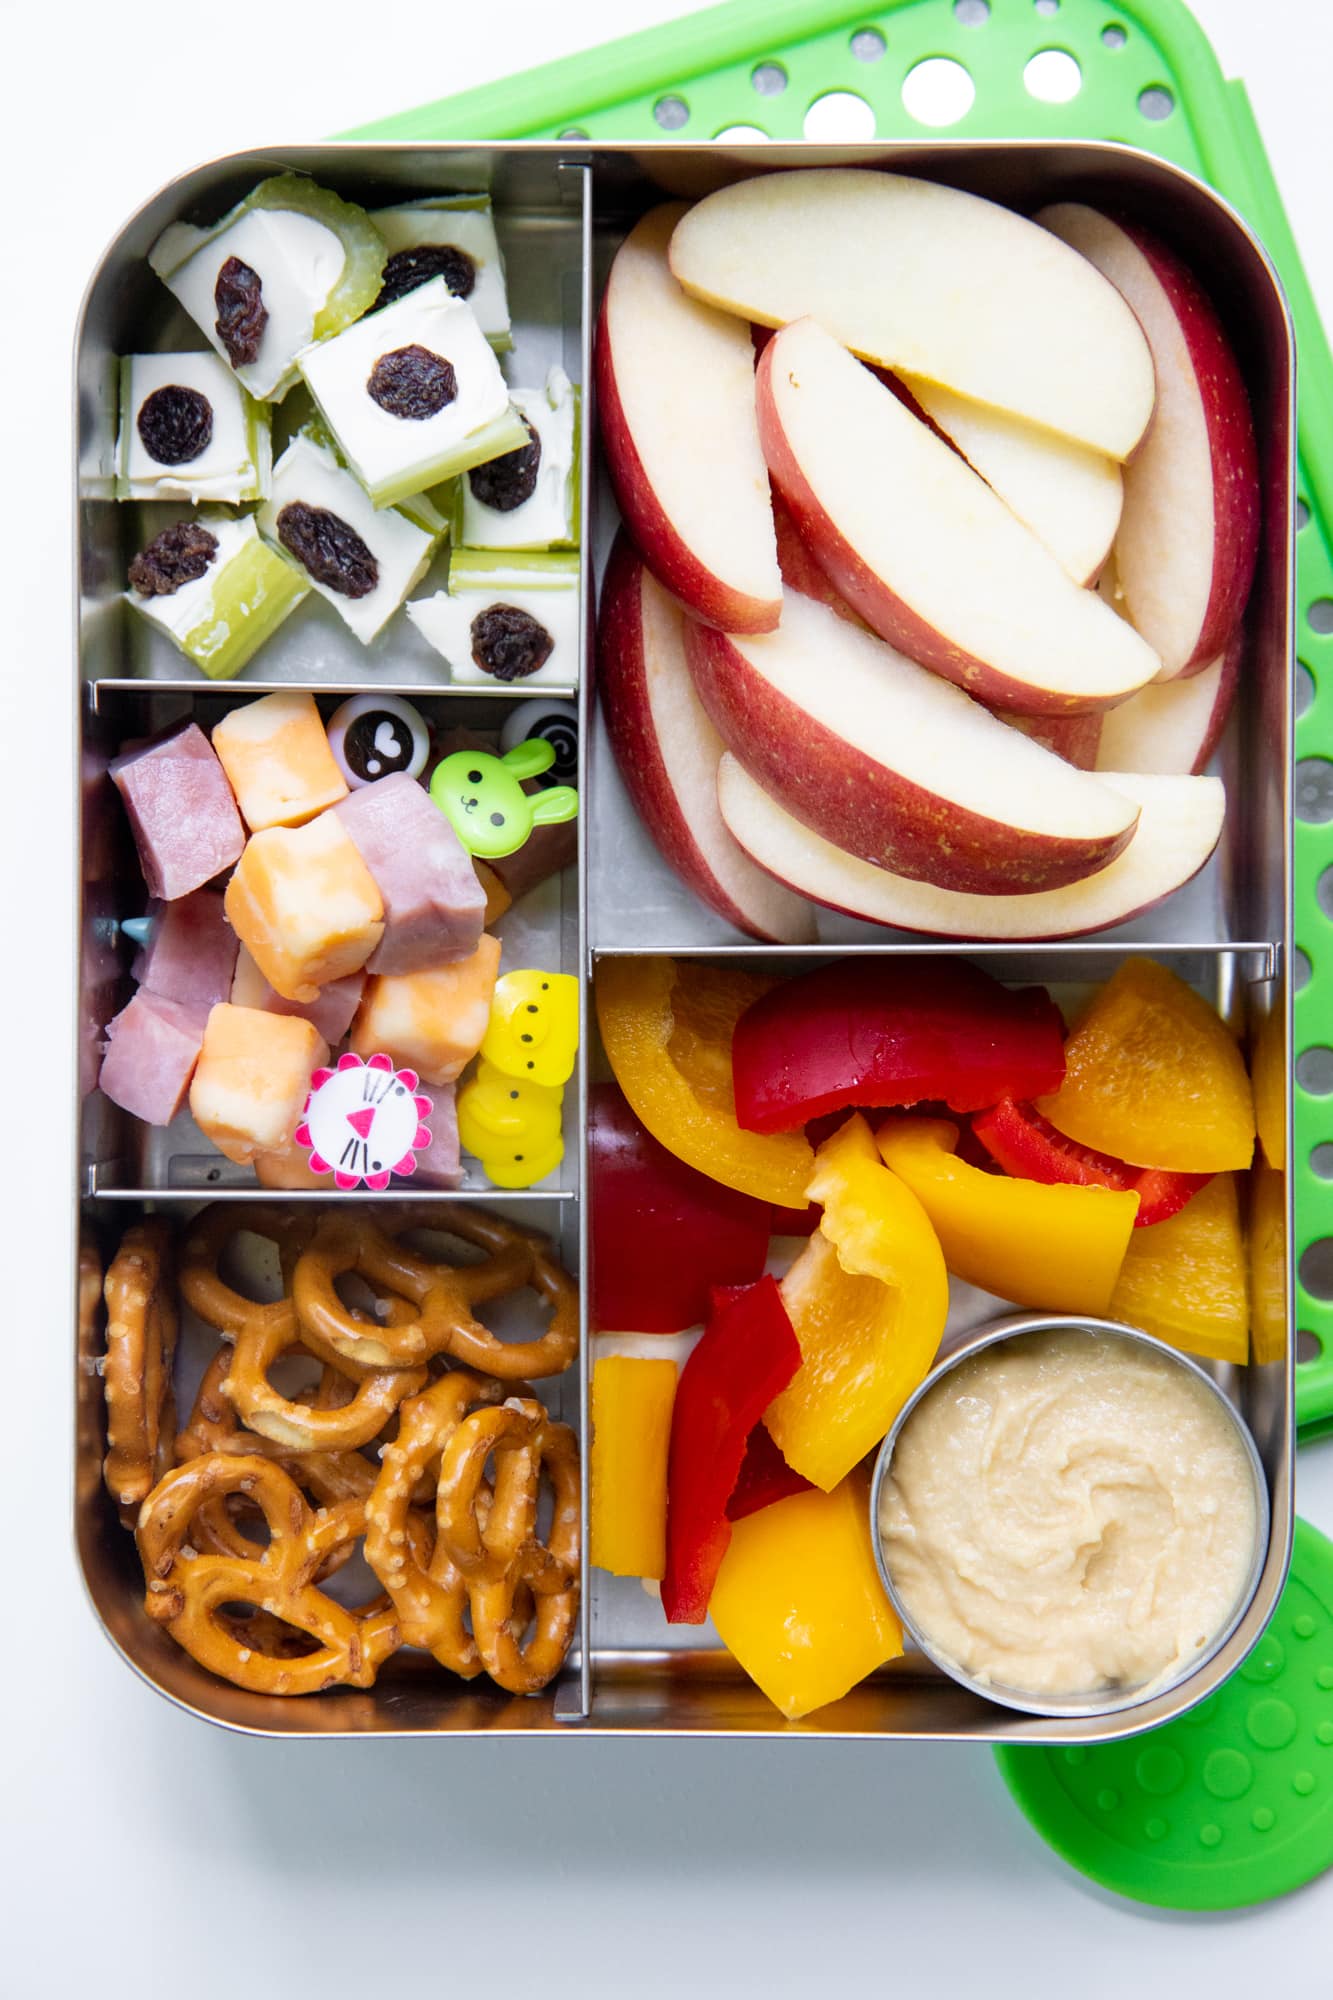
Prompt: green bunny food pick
<box><xmin>428</xmin><ymin>739</ymin><xmax>578</xmax><ymax>859</ymax></box>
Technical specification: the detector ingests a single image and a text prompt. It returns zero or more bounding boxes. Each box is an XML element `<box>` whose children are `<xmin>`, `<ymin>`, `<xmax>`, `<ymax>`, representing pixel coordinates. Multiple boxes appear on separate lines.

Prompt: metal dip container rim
<box><xmin>868</xmin><ymin>1313</ymin><xmax>1272</xmax><ymax>1721</ymax></box>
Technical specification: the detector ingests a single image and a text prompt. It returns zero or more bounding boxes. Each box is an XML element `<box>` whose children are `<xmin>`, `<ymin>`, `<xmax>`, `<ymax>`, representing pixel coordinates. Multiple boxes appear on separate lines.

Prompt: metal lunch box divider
<box><xmin>74</xmin><ymin>139</ymin><xmax>1294</xmax><ymax>1739</ymax></box>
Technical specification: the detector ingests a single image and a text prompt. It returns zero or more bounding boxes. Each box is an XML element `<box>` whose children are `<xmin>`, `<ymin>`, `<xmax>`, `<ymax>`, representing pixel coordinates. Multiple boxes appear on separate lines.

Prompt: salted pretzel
<box><xmin>224</xmin><ymin>1303</ymin><xmax>427</xmax><ymax>1454</ymax></box>
<box><xmin>103</xmin><ymin>1220</ymin><xmax>179</xmax><ymax>1524</ymax></box>
<box><xmin>294</xmin><ymin>1208</ymin><xmax>578</xmax><ymax>1381</ymax></box>
<box><xmin>364</xmin><ymin>1369</ymin><xmax>508</xmax><ymax>1675</ymax></box>
<box><xmin>435</xmin><ymin>1398</ymin><xmax>580</xmax><ymax>1696</ymax></box>
<box><xmin>137</xmin><ymin>1454</ymin><xmax>400</xmax><ymax>1695</ymax></box>
<box><xmin>179</xmin><ymin>1203</ymin><xmax>315</xmax><ymax>1335</ymax></box>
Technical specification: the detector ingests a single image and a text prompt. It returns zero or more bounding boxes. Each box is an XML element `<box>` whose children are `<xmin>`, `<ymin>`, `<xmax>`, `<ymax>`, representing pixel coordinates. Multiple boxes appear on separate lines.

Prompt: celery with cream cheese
<box><xmin>454</xmin><ymin>367</ymin><xmax>579</xmax><ymax>552</ymax></box>
<box><xmin>125</xmin><ymin>513</ymin><xmax>308</xmax><ymax>681</ymax></box>
<box><xmin>370</xmin><ymin>194</ymin><xmax>511</xmax><ymax>347</ymax></box>
<box><xmin>149</xmin><ymin>176</ymin><xmax>385</xmax><ymax>401</ymax></box>
<box><xmin>297</xmin><ymin>278</ymin><xmax>526</xmax><ymax>509</ymax></box>
<box><xmin>407</xmin><ymin>549</ymin><xmax>579</xmax><ymax>688</ymax></box>
<box><xmin>116</xmin><ymin>353</ymin><xmax>270</xmax><ymax>503</ymax></box>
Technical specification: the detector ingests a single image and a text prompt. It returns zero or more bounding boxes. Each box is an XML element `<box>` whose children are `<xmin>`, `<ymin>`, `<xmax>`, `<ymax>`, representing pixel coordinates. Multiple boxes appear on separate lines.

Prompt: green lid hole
<box><xmin>653</xmin><ymin>95</ymin><xmax>690</xmax><ymax>131</ymax></box>
<box><xmin>1138</xmin><ymin>84</ymin><xmax>1175</xmax><ymax>120</ymax></box>
<box><xmin>1295</xmin><ymin>758</ymin><xmax>1333</xmax><ymax>823</ymax></box>
<box><xmin>903</xmin><ymin>57</ymin><xmax>975</xmax><ymax>125</ymax></box>
<box><xmin>1025</xmin><ymin>49</ymin><xmax>1081</xmax><ymax>103</ymax></box>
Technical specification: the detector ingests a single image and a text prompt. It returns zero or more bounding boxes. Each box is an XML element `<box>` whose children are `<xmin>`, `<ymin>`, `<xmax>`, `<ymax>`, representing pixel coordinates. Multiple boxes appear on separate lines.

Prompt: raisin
<box><xmin>214</xmin><ymin>255</ymin><xmax>268</xmax><ymax>368</ymax></box>
<box><xmin>367</xmin><ymin>345</ymin><xmax>458</xmax><ymax>421</ymax></box>
<box><xmin>127</xmin><ymin>520</ymin><xmax>219</xmax><ymax>597</ymax></box>
<box><xmin>276</xmin><ymin>503</ymin><xmax>379</xmax><ymax>599</ymax></box>
<box><xmin>468</xmin><ymin>417</ymin><xmax>542</xmax><ymax>513</ymax></box>
<box><xmin>375</xmin><ymin>244</ymin><xmax>477</xmax><ymax>310</ymax></box>
<box><xmin>137</xmin><ymin>385</ymin><xmax>214</xmax><ymax>466</ymax></box>
<box><xmin>470</xmin><ymin>604</ymin><xmax>555</xmax><ymax>682</ymax></box>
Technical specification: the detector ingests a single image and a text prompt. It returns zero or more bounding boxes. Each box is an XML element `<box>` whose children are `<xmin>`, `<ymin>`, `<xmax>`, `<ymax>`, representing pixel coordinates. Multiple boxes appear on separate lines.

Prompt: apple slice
<box><xmin>757</xmin><ymin>318</ymin><xmax>1161</xmax><ymax>715</ymax></box>
<box><xmin>686</xmin><ymin>587</ymin><xmax>1139</xmax><ymax>895</ymax></box>
<box><xmin>596</xmin><ymin>532</ymin><xmax>816</xmax><ymax>943</ymax></box>
<box><xmin>899</xmin><ymin>376</ymin><xmax>1122</xmax><ymax>585</ymax></box>
<box><xmin>669</xmin><ymin>169</ymin><xmax>1156</xmax><ymax>458</ymax></box>
<box><xmin>1038</xmin><ymin>203</ymin><xmax>1260</xmax><ymax>680</ymax></box>
<box><xmin>1094</xmin><ymin>634</ymin><xmax>1241</xmax><ymax>776</ymax></box>
<box><xmin>717</xmin><ymin>758</ymin><xmax>1224</xmax><ymax>941</ymax></box>
<box><xmin>595</xmin><ymin>204</ymin><xmax>780</xmax><ymax>634</ymax></box>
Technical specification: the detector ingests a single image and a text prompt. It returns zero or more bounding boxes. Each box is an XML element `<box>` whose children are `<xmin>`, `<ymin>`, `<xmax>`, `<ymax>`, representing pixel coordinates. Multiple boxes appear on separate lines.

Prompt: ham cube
<box><xmin>132</xmin><ymin>890</ymin><xmax>238</xmax><ymax>1013</ymax></box>
<box><xmin>335</xmin><ymin>774</ymin><xmax>486</xmax><ymax>975</ymax></box>
<box><xmin>231</xmin><ymin>944</ymin><xmax>365</xmax><ymax>1046</ymax></box>
<box><xmin>412</xmin><ymin>1084</ymin><xmax>462</xmax><ymax>1188</ymax></box>
<box><xmin>98</xmin><ymin>990</ymin><xmax>206</xmax><ymax>1126</ymax></box>
<box><xmin>110</xmin><ymin>723</ymin><xmax>245</xmax><ymax>901</ymax></box>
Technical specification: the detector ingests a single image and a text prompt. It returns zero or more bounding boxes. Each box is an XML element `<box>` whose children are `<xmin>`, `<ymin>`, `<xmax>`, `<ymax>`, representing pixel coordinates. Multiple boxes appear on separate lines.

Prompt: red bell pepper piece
<box><xmin>589</xmin><ymin>1083</ymin><xmax>771</xmax><ymax>1331</ymax></box>
<box><xmin>971</xmin><ymin>1096</ymin><xmax>1213</xmax><ymax>1227</ymax></box>
<box><xmin>662</xmin><ymin>1277</ymin><xmax>802</xmax><ymax>1623</ymax></box>
<box><xmin>769</xmin><ymin>1199</ymin><xmax>821</xmax><ymax>1236</ymax></box>
<box><xmin>731</xmin><ymin>958</ymin><xmax>1066</xmax><ymax>1135</ymax></box>
<box><xmin>726</xmin><ymin>1422</ymin><xmax>814</xmax><ymax>1523</ymax></box>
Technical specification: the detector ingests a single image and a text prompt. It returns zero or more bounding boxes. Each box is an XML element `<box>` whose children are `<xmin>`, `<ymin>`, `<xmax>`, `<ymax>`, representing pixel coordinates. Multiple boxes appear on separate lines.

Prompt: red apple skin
<box><xmin>771</xmin><ymin>487</ymin><xmax>866</xmax><ymax>626</ymax></box>
<box><xmin>755</xmin><ymin>337</ymin><xmax>1127</xmax><ymax>717</ymax></box>
<box><xmin>684</xmin><ymin>619</ymin><xmax>1137</xmax><ymax>895</ymax></box>
<box><xmin>1007</xmin><ymin>711</ymin><xmax>1103</xmax><ymax>770</ymax></box>
<box><xmin>595</xmin><ymin>294</ymin><xmax>780</xmax><ymax>635</ymax></box>
<box><xmin>596</xmin><ymin>531</ymin><xmax>813</xmax><ymax>942</ymax></box>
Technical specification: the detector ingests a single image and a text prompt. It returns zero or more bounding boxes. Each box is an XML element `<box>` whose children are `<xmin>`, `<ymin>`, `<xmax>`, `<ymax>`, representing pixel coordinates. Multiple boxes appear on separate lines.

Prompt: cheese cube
<box><xmin>224</xmin><ymin>812</ymin><xmax>384</xmax><ymax>1004</ymax></box>
<box><xmin>189</xmin><ymin>1003</ymin><xmax>329</xmax><ymax>1166</ymax></box>
<box><xmin>350</xmin><ymin>934</ymin><xmax>501</xmax><ymax>1086</ymax></box>
<box><xmin>212</xmin><ymin>690</ymin><xmax>349</xmax><ymax>831</ymax></box>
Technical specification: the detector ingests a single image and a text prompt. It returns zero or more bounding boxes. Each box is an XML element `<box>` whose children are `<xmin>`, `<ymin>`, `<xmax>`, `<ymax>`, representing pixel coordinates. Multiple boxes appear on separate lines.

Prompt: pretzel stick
<box><xmin>103</xmin><ymin>1220</ymin><xmax>178</xmax><ymax>1524</ymax></box>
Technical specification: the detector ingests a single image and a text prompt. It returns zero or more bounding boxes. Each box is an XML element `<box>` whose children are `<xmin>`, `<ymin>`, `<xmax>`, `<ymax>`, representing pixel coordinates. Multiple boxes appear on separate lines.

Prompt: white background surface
<box><xmin>3</xmin><ymin>1</ymin><xmax>1332</xmax><ymax>1990</ymax></box>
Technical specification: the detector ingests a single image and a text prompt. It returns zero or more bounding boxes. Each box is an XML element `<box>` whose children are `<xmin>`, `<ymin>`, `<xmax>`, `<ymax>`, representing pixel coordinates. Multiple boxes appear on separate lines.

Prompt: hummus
<box><xmin>877</xmin><ymin>1328</ymin><xmax>1259</xmax><ymax>1701</ymax></box>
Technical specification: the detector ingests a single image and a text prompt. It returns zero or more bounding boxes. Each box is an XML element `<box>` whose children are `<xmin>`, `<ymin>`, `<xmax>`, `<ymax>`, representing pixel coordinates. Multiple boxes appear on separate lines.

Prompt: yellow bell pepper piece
<box><xmin>1251</xmin><ymin>1000</ymin><xmax>1286</xmax><ymax>1172</ymax></box>
<box><xmin>876</xmin><ymin>1116</ymin><xmax>1138</xmax><ymax>1316</ymax></box>
<box><xmin>1248</xmin><ymin>1164</ymin><xmax>1287</xmax><ymax>1365</ymax></box>
<box><xmin>767</xmin><ymin>1115</ymin><xmax>948</xmax><ymax>1492</ymax></box>
<box><xmin>590</xmin><ymin>1356</ymin><xmax>677</xmax><ymax>1578</ymax></box>
<box><xmin>1110</xmin><ymin>1173</ymin><xmax>1249</xmax><ymax>1364</ymax></box>
<box><xmin>1034</xmin><ymin>957</ymin><xmax>1256</xmax><ymax>1172</ymax></box>
<box><xmin>709</xmin><ymin>1470</ymin><xmax>903</xmax><ymax>1722</ymax></box>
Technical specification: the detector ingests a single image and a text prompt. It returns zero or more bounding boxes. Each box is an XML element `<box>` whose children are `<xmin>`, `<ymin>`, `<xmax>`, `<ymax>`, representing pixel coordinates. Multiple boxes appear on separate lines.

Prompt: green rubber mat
<box><xmin>348</xmin><ymin>0</ymin><xmax>1333</xmax><ymax>1425</ymax></box>
<box><xmin>995</xmin><ymin>1517</ymin><xmax>1333</xmax><ymax>1909</ymax></box>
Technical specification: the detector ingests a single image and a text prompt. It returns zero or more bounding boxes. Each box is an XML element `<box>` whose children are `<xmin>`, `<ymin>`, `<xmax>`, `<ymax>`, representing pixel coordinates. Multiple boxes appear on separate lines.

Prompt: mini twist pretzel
<box><xmin>179</xmin><ymin>1202</ymin><xmax>316</xmax><ymax>1335</ymax></box>
<box><xmin>103</xmin><ymin>1221</ymin><xmax>179</xmax><ymax>1524</ymax></box>
<box><xmin>224</xmin><ymin>1304</ymin><xmax>427</xmax><ymax>1454</ymax></box>
<box><xmin>294</xmin><ymin>1208</ymin><xmax>578</xmax><ymax>1381</ymax></box>
<box><xmin>436</xmin><ymin>1398</ymin><xmax>581</xmax><ymax>1696</ymax></box>
<box><xmin>364</xmin><ymin>1370</ymin><xmax>508</xmax><ymax>1675</ymax></box>
<box><xmin>137</xmin><ymin>1454</ymin><xmax>400</xmax><ymax>1695</ymax></box>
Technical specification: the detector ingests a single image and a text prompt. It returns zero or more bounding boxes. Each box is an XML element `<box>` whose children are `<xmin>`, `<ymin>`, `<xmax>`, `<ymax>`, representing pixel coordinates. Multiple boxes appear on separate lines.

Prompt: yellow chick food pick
<box><xmin>457</xmin><ymin>1058</ymin><xmax>565</xmax><ymax>1188</ymax></box>
<box><xmin>480</xmin><ymin>968</ymin><xmax>579</xmax><ymax>1086</ymax></box>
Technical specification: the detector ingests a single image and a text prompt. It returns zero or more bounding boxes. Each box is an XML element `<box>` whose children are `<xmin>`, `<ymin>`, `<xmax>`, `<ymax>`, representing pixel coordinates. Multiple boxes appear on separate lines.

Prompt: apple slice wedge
<box><xmin>757</xmin><ymin>318</ymin><xmax>1161</xmax><ymax>715</ymax></box>
<box><xmin>669</xmin><ymin>169</ymin><xmax>1156</xmax><ymax>458</ymax></box>
<box><xmin>596</xmin><ymin>532</ymin><xmax>816</xmax><ymax>943</ymax></box>
<box><xmin>1094</xmin><ymin>633</ymin><xmax>1242</xmax><ymax>776</ymax></box>
<box><xmin>899</xmin><ymin>376</ymin><xmax>1122</xmax><ymax>586</ymax></box>
<box><xmin>685</xmin><ymin>587</ymin><xmax>1139</xmax><ymax>895</ymax></box>
<box><xmin>595</xmin><ymin>204</ymin><xmax>780</xmax><ymax>634</ymax></box>
<box><xmin>1038</xmin><ymin>203</ymin><xmax>1260</xmax><ymax>680</ymax></box>
<box><xmin>717</xmin><ymin>759</ymin><xmax>1225</xmax><ymax>941</ymax></box>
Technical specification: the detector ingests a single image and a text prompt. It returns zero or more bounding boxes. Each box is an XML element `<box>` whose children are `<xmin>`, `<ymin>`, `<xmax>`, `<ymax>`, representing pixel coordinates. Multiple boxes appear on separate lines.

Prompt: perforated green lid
<box><xmin>995</xmin><ymin>1518</ymin><xmax>1333</xmax><ymax>1909</ymax></box>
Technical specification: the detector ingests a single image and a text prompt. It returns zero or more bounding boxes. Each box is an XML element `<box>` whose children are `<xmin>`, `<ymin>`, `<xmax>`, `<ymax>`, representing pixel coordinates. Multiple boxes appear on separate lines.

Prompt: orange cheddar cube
<box><xmin>350</xmin><ymin>934</ymin><xmax>501</xmax><ymax>1086</ymax></box>
<box><xmin>474</xmin><ymin>860</ymin><xmax>512</xmax><ymax>928</ymax></box>
<box><xmin>224</xmin><ymin>812</ymin><xmax>384</xmax><ymax>1004</ymax></box>
<box><xmin>188</xmin><ymin>1003</ymin><xmax>329</xmax><ymax>1167</ymax></box>
<box><xmin>212</xmin><ymin>691</ymin><xmax>349</xmax><ymax>831</ymax></box>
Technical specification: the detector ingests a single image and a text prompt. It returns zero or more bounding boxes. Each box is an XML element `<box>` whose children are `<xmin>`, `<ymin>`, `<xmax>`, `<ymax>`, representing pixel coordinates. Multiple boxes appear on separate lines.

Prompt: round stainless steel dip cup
<box><xmin>868</xmin><ymin>1313</ymin><xmax>1271</xmax><ymax>1720</ymax></box>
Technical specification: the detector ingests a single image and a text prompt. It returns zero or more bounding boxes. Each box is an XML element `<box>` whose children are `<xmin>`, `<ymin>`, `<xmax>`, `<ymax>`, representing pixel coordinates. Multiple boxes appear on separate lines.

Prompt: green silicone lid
<box><xmin>995</xmin><ymin>1518</ymin><xmax>1333</xmax><ymax>1911</ymax></box>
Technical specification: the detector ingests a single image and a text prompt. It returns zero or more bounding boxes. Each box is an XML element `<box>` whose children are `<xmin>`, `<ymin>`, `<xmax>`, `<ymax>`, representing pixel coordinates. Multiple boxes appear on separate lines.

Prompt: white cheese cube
<box><xmin>297</xmin><ymin>278</ymin><xmax>526</xmax><ymax>509</ymax></box>
<box><xmin>406</xmin><ymin>552</ymin><xmax>579</xmax><ymax>689</ymax></box>
<box><xmin>457</xmin><ymin>367</ymin><xmax>579</xmax><ymax>552</ymax></box>
<box><xmin>116</xmin><ymin>353</ymin><xmax>269</xmax><ymax>503</ymax></box>
<box><xmin>257</xmin><ymin>434</ymin><xmax>441</xmax><ymax>646</ymax></box>
<box><xmin>370</xmin><ymin>195</ymin><xmax>511</xmax><ymax>346</ymax></box>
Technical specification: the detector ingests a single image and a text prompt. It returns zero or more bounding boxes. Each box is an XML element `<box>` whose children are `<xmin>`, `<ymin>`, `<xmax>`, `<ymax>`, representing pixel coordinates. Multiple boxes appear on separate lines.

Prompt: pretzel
<box><xmin>224</xmin><ymin>1302</ymin><xmax>427</xmax><ymax>1454</ymax></box>
<box><xmin>179</xmin><ymin>1203</ymin><xmax>315</xmax><ymax>1335</ymax></box>
<box><xmin>436</xmin><ymin>1398</ymin><xmax>580</xmax><ymax>1696</ymax></box>
<box><xmin>294</xmin><ymin>1208</ymin><xmax>578</xmax><ymax>1380</ymax></box>
<box><xmin>103</xmin><ymin>1220</ymin><xmax>179</xmax><ymax>1524</ymax></box>
<box><xmin>137</xmin><ymin>1454</ymin><xmax>400</xmax><ymax>1695</ymax></box>
<box><xmin>364</xmin><ymin>1370</ymin><xmax>507</xmax><ymax>1674</ymax></box>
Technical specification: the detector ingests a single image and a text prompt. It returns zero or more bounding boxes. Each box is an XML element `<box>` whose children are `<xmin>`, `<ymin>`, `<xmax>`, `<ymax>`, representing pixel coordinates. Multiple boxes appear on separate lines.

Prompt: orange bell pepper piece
<box><xmin>875</xmin><ymin>1115</ymin><xmax>1138</xmax><ymax>1316</ymax></box>
<box><xmin>1248</xmin><ymin>1164</ymin><xmax>1287</xmax><ymax>1365</ymax></box>
<box><xmin>1034</xmin><ymin>957</ymin><xmax>1255</xmax><ymax>1173</ymax></box>
<box><xmin>1110</xmin><ymin>1173</ymin><xmax>1249</xmax><ymax>1365</ymax></box>
<box><xmin>594</xmin><ymin>955</ymin><xmax>813</xmax><ymax>1206</ymax></box>
<box><xmin>709</xmin><ymin>1470</ymin><xmax>903</xmax><ymax>1722</ymax></box>
<box><xmin>767</xmin><ymin>1115</ymin><xmax>948</xmax><ymax>1491</ymax></box>
<box><xmin>590</xmin><ymin>1356</ymin><xmax>677</xmax><ymax>1578</ymax></box>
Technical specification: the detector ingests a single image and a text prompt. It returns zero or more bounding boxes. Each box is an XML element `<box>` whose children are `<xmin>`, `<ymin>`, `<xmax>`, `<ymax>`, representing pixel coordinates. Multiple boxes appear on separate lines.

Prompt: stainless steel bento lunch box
<box><xmin>75</xmin><ymin>139</ymin><xmax>1295</xmax><ymax>1741</ymax></box>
